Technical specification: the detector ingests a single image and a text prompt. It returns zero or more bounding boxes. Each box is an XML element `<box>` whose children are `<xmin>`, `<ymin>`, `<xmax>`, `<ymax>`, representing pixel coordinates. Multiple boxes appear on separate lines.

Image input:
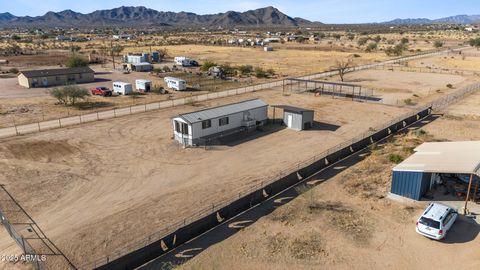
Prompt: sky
<box><xmin>1</xmin><ymin>0</ymin><xmax>479</xmax><ymax>24</ymax></box>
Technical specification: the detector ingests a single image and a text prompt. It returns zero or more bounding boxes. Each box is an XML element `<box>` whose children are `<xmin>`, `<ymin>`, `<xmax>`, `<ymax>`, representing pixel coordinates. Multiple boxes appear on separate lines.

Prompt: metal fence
<box><xmin>0</xmin><ymin>185</ymin><xmax>76</xmax><ymax>270</ymax></box>
<box><xmin>79</xmin><ymin>79</ymin><xmax>480</xmax><ymax>270</ymax></box>
<box><xmin>372</xmin><ymin>64</ymin><xmax>480</xmax><ymax>76</ymax></box>
<box><xmin>0</xmin><ymin>47</ymin><xmax>462</xmax><ymax>140</ymax></box>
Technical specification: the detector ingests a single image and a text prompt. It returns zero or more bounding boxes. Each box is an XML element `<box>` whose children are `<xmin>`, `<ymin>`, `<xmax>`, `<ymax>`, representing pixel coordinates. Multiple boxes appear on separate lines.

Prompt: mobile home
<box><xmin>172</xmin><ymin>99</ymin><xmax>268</xmax><ymax>146</ymax></box>
<box><xmin>164</xmin><ymin>77</ymin><xmax>187</xmax><ymax>91</ymax></box>
<box><xmin>135</xmin><ymin>79</ymin><xmax>152</xmax><ymax>93</ymax></box>
<box><xmin>174</xmin><ymin>57</ymin><xmax>198</xmax><ymax>67</ymax></box>
<box><xmin>112</xmin><ymin>82</ymin><xmax>133</xmax><ymax>95</ymax></box>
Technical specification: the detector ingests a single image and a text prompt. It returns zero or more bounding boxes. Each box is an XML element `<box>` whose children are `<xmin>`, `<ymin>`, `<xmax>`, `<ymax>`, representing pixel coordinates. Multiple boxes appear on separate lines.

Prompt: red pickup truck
<box><xmin>91</xmin><ymin>87</ymin><xmax>113</xmax><ymax>96</ymax></box>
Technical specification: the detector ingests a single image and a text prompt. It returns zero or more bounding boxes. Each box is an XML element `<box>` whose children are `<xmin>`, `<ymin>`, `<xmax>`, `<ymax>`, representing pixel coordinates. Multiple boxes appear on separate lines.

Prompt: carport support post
<box><xmin>464</xmin><ymin>174</ymin><xmax>473</xmax><ymax>215</ymax></box>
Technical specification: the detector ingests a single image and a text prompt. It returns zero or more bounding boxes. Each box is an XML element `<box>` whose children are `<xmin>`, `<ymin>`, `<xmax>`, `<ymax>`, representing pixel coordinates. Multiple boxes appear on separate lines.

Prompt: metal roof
<box><xmin>393</xmin><ymin>141</ymin><xmax>480</xmax><ymax>176</ymax></box>
<box><xmin>20</xmin><ymin>67</ymin><xmax>94</xmax><ymax>78</ymax></box>
<box><xmin>272</xmin><ymin>105</ymin><xmax>314</xmax><ymax>114</ymax></box>
<box><xmin>179</xmin><ymin>98</ymin><xmax>268</xmax><ymax>124</ymax></box>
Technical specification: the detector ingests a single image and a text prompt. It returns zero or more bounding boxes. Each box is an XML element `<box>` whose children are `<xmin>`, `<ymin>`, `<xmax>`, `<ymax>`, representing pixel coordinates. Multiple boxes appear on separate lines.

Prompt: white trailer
<box><xmin>174</xmin><ymin>57</ymin><xmax>198</xmax><ymax>67</ymax></box>
<box><xmin>112</xmin><ymin>82</ymin><xmax>133</xmax><ymax>95</ymax></box>
<box><xmin>164</xmin><ymin>77</ymin><xmax>187</xmax><ymax>91</ymax></box>
<box><xmin>135</xmin><ymin>79</ymin><xmax>152</xmax><ymax>93</ymax></box>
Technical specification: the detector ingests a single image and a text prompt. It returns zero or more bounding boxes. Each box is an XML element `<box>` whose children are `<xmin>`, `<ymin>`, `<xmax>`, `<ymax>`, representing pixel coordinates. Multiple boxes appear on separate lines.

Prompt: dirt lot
<box><xmin>322</xmin><ymin>68</ymin><xmax>475</xmax><ymax>105</ymax></box>
<box><xmin>0</xmin><ymin>89</ymin><xmax>410</xmax><ymax>268</ymax></box>
<box><xmin>180</xmin><ymin>115</ymin><xmax>480</xmax><ymax>270</ymax></box>
<box><xmin>132</xmin><ymin>44</ymin><xmax>391</xmax><ymax>77</ymax></box>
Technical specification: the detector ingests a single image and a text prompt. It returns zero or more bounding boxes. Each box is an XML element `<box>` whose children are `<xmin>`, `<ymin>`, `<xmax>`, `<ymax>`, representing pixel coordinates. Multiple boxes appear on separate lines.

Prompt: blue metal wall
<box><xmin>391</xmin><ymin>171</ymin><xmax>431</xmax><ymax>200</ymax></box>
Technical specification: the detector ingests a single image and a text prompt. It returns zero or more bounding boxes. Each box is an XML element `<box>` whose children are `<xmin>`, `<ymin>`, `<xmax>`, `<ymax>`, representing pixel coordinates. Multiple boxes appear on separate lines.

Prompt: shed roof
<box><xmin>178</xmin><ymin>98</ymin><xmax>268</xmax><ymax>124</ymax></box>
<box><xmin>393</xmin><ymin>141</ymin><xmax>480</xmax><ymax>176</ymax></box>
<box><xmin>272</xmin><ymin>105</ymin><xmax>314</xmax><ymax>114</ymax></box>
<box><xmin>20</xmin><ymin>67</ymin><xmax>94</xmax><ymax>78</ymax></box>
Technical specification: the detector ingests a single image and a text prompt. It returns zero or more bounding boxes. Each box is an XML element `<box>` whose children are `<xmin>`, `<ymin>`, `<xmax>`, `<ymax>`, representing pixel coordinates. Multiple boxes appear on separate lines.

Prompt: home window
<box><xmin>219</xmin><ymin>117</ymin><xmax>229</xmax><ymax>126</ymax></box>
<box><xmin>175</xmin><ymin>121</ymin><xmax>189</xmax><ymax>135</ymax></box>
<box><xmin>202</xmin><ymin>119</ymin><xmax>211</xmax><ymax>129</ymax></box>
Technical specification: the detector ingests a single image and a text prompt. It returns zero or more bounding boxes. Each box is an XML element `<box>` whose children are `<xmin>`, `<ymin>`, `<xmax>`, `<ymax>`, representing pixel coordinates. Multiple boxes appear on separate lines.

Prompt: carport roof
<box><xmin>393</xmin><ymin>141</ymin><xmax>480</xmax><ymax>176</ymax></box>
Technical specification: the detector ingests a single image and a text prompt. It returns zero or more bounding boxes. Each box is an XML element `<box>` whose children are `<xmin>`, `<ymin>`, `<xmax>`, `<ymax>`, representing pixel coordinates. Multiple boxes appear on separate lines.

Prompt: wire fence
<box><xmin>372</xmin><ymin>64</ymin><xmax>480</xmax><ymax>76</ymax></box>
<box><xmin>79</xmin><ymin>79</ymin><xmax>480</xmax><ymax>270</ymax></box>
<box><xmin>0</xmin><ymin>47</ymin><xmax>463</xmax><ymax>140</ymax></box>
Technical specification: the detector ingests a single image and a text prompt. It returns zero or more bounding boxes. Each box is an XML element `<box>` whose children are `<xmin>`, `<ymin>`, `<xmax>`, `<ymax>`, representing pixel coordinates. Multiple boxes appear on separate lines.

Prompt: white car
<box><xmin>416</xmin><ymin>202</ymin><xmax>458</xmax><ymax>240</ymax></box>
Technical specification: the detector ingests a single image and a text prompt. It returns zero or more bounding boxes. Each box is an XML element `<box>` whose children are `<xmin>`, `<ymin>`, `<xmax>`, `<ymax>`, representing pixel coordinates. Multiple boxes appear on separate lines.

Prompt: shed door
<box><xmin>287</xmin><ymin>115</ymin><xmax>293</xmax><ymax>128</ymax></box>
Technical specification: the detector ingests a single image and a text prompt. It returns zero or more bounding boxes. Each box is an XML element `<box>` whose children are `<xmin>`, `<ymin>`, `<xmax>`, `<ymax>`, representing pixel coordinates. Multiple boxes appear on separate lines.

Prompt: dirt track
<box><xmin>0</xmin><ymin>89</ymin><xmax>410</xmax><ymax>268</ymax></box>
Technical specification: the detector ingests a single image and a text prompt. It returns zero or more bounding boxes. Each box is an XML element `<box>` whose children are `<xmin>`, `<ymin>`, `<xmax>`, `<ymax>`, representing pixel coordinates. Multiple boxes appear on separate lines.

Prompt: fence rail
<box><xmin>80</xmin><ymin>78</ymin><xmax>480</xmax><ymax>270</ymax></box>
<box><xmin>0</xmin><ymin>47</ymin><xmax>464</xmax><ymax>140</ymax></box>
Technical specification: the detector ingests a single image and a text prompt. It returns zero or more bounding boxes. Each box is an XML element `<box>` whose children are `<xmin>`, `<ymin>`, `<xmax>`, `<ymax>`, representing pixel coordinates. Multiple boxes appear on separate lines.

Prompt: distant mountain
<box><xmin>0</xmin><ymin>6</ymin><xmax>318</xmax><ymax>28</ymax></box>
<box><xmin>384</xmin><ymin>14</ymin><xmax>480</xmax><ymax>25</ymax></box>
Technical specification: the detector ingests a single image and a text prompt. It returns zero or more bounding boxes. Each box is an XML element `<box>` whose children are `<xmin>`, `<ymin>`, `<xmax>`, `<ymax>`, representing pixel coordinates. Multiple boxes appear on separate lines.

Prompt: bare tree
<box><xmin>334</xmin><ymin>58</ymin><xmax>353</xmax><ymax>82</ymax></box>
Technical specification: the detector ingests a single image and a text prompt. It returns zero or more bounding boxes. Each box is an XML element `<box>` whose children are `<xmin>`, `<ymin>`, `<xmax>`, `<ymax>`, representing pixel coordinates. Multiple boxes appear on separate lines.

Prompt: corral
<box><xmin>0</xmin><ymin>88</ymin><xmax>410</xmax><ymax>268</ymax></box>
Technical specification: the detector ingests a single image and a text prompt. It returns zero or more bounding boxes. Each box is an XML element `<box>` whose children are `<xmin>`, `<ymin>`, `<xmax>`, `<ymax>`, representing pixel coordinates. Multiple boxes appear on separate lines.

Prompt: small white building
<box><xmin>264</xmin><ymin>46</ymin><xmax>274</xmax><ymax>52</ymax></box>
<box><xmin>112</xmin><ymin>82</ymin><xmax>133</xmax><ymax>95</ymax></box>
<box><xmin>164</xmin><ymin>77</ymin><xmax>187</xmax><ymax>91</ymax></box>
<box><xmin>135</xmin><ymin>79</ymin><xmax>152</xmax><ymax>93</ymax></box>
<box><xmin>172</xmin><ymin>99</ymin><xmax>268</xmax><ymax>146</ymax></box>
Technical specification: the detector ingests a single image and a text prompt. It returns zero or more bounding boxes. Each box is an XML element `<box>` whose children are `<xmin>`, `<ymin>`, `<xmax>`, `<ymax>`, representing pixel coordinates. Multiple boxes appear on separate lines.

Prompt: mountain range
<box><xmin>385</xmin><ymin>15</ymin><xmax>480</xmax><ymax>25</ymax></box>
<box><xmin>0</xmin><ymin>6</ymin><xmax>316</xmax><ymax>28</ymax></box>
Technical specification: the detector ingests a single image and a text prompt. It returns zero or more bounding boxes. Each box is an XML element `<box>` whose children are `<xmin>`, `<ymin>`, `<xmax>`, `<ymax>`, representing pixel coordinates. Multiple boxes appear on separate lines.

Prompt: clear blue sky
<box><xmin>2</xmin><ymin>0</ymin><xmax>479</xmax><ymax>23</ymax></box>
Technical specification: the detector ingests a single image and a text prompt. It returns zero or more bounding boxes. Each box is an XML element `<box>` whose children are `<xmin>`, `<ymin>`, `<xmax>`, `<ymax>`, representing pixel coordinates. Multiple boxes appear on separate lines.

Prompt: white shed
<box><xmin>112</xmin><ymin>82</ymin><xmax>133</xmax><ymax>95</ymax></box>
<box><xmin>164</xmin><ymin>77</ymin><xmax>187</xmax><ymax>91</ymax></box>
<box><xmin>172</xmin><ymin>99</ymin><xmax>268</xmax><ymax>146</ymax></box>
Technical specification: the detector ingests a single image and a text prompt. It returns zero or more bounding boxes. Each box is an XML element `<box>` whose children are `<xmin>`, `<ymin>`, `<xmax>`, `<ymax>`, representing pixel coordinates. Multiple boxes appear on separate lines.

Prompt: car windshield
<box><xmin>100</xmin><ymin>87</ymin><xmax>108</xmax><ymax>90</ymax></box>
<box><xmin>419</xmin><ymin>217</ymin><xmax>440</xmax><ymax>229</ymax></box>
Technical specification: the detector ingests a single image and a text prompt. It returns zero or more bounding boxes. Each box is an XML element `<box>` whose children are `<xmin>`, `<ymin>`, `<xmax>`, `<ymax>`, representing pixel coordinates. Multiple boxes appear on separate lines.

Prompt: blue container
<box><xmin>152</xmin><ymin>52</ymin><xmax>159</xmax><ymax>62</ymax></box>
<box><xmin>391</xmin><ymin>171</ymin><xmax>431</xmax><ymax>200</ymax></box>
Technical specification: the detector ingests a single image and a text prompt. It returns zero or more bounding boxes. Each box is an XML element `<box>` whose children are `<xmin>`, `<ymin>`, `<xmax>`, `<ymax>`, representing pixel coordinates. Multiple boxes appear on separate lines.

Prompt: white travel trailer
<box><xmin>174</xmin><ymin>57</ymin><xmax>198</xmax><ymax>67</ymax></box>
<box><xmin>164</xmin><ymin>77</ymin><xmax>187</xmax><ymax>91</ymax></box>
<box><xmin>135</xmin><ymin>79</ymin><xmax>152</xmax><ymax>93</ymax></box>
<box><xmin>112</xmin><ymin>82</ymin><xmax>133</xmax><ymax>95</ymax></box>
<box><xmin>172</xmin><ymin>99</ymin><xmax>268</xmax><ymax>146</ymax></box>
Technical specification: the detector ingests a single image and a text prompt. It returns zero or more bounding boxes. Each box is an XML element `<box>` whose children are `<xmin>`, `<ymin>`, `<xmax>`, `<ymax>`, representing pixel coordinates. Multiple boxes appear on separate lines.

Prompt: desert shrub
<box><xmin>353</xmin><ymin>54</ymin><xmax>361</xmax><ymax>58</ymax></box>
<box><xmin>446</xmin><ymin>83</ymin><xmax>453</xmax><ymax>88</ymax></box>
<box><xmin>357</xmin><ymin>37</ymin><xmax>369</xmax><ymax>46</ymax></box>
<box><xmin>50</xmin><ymin>85</ymin><xmax>89</xmax><ymax>106</ymax></box>
<box><xmin>200</xmin><ymin>60</ymin><xmax>217</xmax><ymax>72</ymax></box>
<box><xmin>151</xmin><ymin>85</ymin><xmax>167</xmax><ymax>94</ymax></box>
<box><xmin>8</xmin><ymin>68</ymin><xmax>19</xmax><ymax>74</ymax></box>
<box><xmin>400</xmin><ymin>37</ymin><xmax>409</xmax><ymax>44</ymax></box>
<box><xmin>65</xmin><ymin>55</ymin><xmax>89</xmax><ymax>68</ymax></box>
<box><xmin>254</xmin><ymin>67</ymin><xmax>268</xmax><ymax>78</ymax></box>
<box><xmin>389</xmin><ymin>154</ymin><xmax>404</xmax><ymax>164</ymax></box>
<box><xmin>433</xmin><ymin>40</ymin><xmax>444</xmax><ymax>48</ymax></box>
<box><xmin>366</xmin><ymin>42</ymin><xmax>378</xmax><ymax>52</ymax></box>
<box><xmin>237</xmin><ymin>65</ymin><xmax>253</xmax><ymax>76</ymax></box>
<box><xmin>404</xmin><ymin>98</ymin><xmax>416</xmax><ymax>105</ymax></box>
<box><xmin>162</xmin><ymin>66</ymin><xmax>171</xmax><ymax>72</ymax></box>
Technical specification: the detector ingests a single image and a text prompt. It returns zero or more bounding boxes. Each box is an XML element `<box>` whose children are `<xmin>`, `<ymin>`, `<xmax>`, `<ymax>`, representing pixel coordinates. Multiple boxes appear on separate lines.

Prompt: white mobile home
<box><xmin>164</xmin><ymin>77</ymin><xmax>187</xmax><ymax>91</ymax></box>
<box><xmin>172</xmin><ymin>99</ymin><xmax>268</xmax><ymax>146</ymax></box>
<box><xmin>135</xmin><ymin>79</ymin><xmax>152</xmax><ymax>93</ymax></box>
<box><xmin>112</xmin><ymin>82</ymin><xmax>133</xmax><ymax>95</ymax></box>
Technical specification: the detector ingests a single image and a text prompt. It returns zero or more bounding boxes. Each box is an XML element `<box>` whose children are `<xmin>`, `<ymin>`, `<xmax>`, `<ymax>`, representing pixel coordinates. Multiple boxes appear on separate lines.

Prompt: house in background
<box><xmin>18</xmin><ymin>67</ymin><xmax>95</xmax><ymax>88</ymax></box>
<box><xmin>172</xmin><ymin>99</ymin><xmax>268</xmax><ymax>146</ymax></box>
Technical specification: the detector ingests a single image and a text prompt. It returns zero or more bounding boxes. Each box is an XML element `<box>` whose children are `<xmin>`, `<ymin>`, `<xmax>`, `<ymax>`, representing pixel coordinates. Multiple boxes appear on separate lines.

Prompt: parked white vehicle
<box><xmin>174</xmin><ymin>57</ymin><xmax>198</xmax><ymax>67</ymax></box>
<box><xmin>416</xmin><ymin>202</ymin><xmax>458</xmax><ymax>240</ymax></box>
<box><xmin>112</xmin><ymin>82</ymin><xmax>133</xmax><ymax>95</ymax></box>
<box><xmin>164</xmin><ymin>77</ymin><xmax>187</xmax><ymax>91</ymax></box>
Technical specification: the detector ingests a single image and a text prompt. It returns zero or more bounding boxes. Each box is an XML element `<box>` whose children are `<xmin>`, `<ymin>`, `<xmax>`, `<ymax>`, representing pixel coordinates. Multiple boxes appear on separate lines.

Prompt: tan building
<box><xmin>18</xmin><ymin>67</ymin><xmax>95</xmax><ymax>88</ymax></box>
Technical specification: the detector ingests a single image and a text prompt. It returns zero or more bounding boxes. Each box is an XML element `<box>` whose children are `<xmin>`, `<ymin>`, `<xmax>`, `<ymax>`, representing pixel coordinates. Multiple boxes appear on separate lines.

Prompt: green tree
<box><xmin>400</xmin><ymin>37</ymin><xmax>409</xmax><ymax>45</ymax></box>
<box><xmin>65</xmin><ymin>55</ymin><xmax>89</xmax><ymax>68</ymax></box>
<box><xmin>469</xmin><ymin>37</ymin><xmax>480</xmax><ymax>50</ymax></box>
<box><xmin>50</xmin><ymin>85</ymin><xmax>89</xmax><ymax>106</ymax></box>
